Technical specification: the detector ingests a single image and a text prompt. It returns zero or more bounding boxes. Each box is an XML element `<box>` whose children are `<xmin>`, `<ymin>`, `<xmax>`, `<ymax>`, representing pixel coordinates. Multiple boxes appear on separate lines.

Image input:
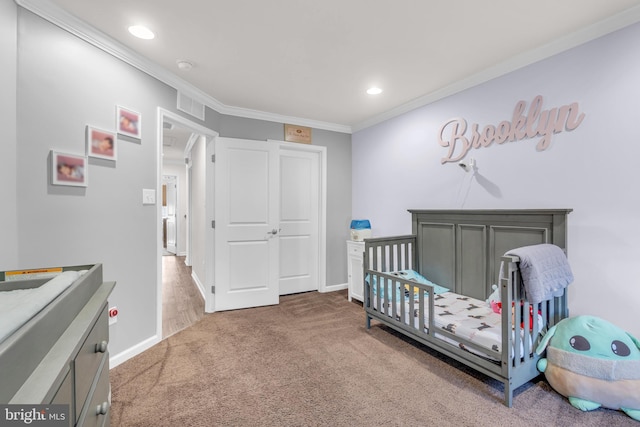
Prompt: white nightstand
<box><xmin>347</xmin><ymin>240</ymin><xmax>365</xmax><ymax>302</ymax></box>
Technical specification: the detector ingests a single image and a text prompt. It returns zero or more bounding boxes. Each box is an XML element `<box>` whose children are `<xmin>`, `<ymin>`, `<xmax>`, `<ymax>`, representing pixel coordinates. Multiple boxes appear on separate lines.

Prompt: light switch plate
<box><xmin>142</xmin><ymin>189</ymin><xmax>156</xmax><ymax>205</ymax></box>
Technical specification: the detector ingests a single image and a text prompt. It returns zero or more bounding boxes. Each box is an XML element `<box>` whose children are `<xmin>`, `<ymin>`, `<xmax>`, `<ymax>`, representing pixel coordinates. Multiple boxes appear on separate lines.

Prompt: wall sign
<box><xmin>438</xmin><ymin>95</ymin><xmax>585</xmax><ymax>163</ymax></box>
<box><xmin>284</xmin><ymin>124</ymin><xmax>312</xmax><ymax>144</ymax></box>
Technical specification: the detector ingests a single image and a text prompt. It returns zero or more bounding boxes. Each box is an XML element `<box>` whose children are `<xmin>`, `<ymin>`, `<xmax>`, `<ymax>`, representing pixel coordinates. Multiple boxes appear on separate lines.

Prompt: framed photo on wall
<box><xmin>117</xmin><ymin>105</ymin><xmax>141</xmax><ymax>139</ymax></box>
<box><xmin>51</xmin><ymin>151</ymin><xmax>88</xmax><ymax>187</ymax></box>
<box><xmin>86</xmin><ymin>126</ymin><xmax>117</xmax><ymax>161</ymax></box>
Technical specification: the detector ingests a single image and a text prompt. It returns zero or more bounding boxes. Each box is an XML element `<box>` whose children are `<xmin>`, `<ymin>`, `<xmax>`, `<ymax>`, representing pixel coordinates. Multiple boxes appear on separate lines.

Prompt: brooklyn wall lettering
<box><xmin>438</xmin><ymin>95</ymin><xmax>585</xmax><ymax>163</ymax></box>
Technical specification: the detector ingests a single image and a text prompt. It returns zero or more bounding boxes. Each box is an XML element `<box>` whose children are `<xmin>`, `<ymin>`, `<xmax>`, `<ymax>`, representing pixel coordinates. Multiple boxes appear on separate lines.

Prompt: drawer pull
<box><xmin>95</xmin><ymin>340</ymin><xmax>108</xmax><ymax>353</ymax></box>
<box><xmin>96</xmin><ymin>402</ymin><xmax>109</xmax><ymax>415</ymax></box>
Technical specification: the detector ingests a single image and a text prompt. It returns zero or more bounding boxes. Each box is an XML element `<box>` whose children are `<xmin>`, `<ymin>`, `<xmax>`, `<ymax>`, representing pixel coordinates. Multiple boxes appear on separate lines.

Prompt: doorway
<box><xmin>157</xmin><ymin>108</ymin><xmax>218</xmax><ymax>338</ymax></box>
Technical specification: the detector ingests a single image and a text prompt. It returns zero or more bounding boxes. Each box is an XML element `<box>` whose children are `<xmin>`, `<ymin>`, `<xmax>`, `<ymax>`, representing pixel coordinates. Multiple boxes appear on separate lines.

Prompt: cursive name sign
<box><xmin>438</xmin><ymin>95</ymin><xmax>585</xmax><ymax>163</ymax></box>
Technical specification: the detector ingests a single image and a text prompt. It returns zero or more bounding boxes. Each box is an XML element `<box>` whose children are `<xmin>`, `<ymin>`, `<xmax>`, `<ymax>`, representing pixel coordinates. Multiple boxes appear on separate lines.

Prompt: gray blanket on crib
<box><xmin>507</xmin><ymin>244</ymin><xmax>573</xmax><ymax>304</ymax></box>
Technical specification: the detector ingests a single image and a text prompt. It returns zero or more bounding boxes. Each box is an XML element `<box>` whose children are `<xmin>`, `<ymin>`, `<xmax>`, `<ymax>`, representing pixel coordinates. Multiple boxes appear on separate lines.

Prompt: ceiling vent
<box><xmin>177</xmin><ymin>92</ymin><xmax>205</xmax><ymax>121</ymax></box>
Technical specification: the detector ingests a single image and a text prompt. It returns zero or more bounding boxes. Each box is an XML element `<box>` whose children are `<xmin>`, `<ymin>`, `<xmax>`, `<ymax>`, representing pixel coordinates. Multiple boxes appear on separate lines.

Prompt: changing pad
<box><xmin>0</xmin><ymin>270</ymin><xmax>85</xmax><ymax>343</ymax></box>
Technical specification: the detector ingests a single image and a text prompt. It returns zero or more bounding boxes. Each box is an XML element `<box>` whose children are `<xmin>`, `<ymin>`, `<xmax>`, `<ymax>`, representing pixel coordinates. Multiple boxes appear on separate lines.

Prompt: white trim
<box><xmin>15</xmin><ymin>0</ymin><xmax>351</xmax><ymax>134</ymax></box>
<box><xmin>204</xmin><ymin>137</ymin><xmax>215</xmax><ymax>312</ymax></box>
<box><xmin>184</xmin><ymin>133</ymin><xmax>199</xmax><ymax>158</ymax></box>
<box><xmin>352</xmin><ymin>4</ymin><xmax>640</xmax><ymax>132</ymax></box>
<box><xmin>109</xmin><ymin>334</ymin><xmax>160</xmax><ymax>369</ymax></box>
<box><xmin>191</xmin><ymin>271</ymin><xmax>206</xmax><ymax>300</ymax></box>
<box><xmin>223</xmin><ymin>104</ymin><xmax>351</xmax><ymax>134</ymax></box>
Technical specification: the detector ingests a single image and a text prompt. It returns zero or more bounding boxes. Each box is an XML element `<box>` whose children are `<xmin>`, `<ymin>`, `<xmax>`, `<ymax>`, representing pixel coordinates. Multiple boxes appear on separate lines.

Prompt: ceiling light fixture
<box><xmin>176</xmin><ymin>60</ymin><xmax>193</xmax><ymax>71</ymax></box>
<box><xmin>128</xmin><ymin>25</ymin><xmax>155</xmax><ymax>40</ymax></box>
<box><xmin>366</xmin><ymin>87</ymin><xmax>383</xmax><ymax>95</ymax></box>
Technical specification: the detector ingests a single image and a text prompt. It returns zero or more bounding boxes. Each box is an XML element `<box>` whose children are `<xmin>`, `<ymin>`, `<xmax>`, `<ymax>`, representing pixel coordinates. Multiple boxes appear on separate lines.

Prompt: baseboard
<box><xmin>319</xmin><ymin>282</ymin><xmax>348</xmax><ymax>293</ymax></box>
<box><xmin>109</xmin><ymin>334</ymin><xmax>161</xmax><ymax>369</ymax></box>
<box><xmin>191</xmin><ymin>271</ymin><xmax>206</xmax><ymax>299</ymax></box>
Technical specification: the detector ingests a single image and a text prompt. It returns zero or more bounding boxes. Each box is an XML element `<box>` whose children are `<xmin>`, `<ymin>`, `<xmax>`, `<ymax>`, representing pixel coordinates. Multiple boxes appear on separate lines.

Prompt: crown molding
<box><xmin>18</xmin><ymin>0</ymin><xmax>640</xmax><ymax>136</ymax></box>
<box><xmin>15</xmin><ymin>0</ymin><xmax>352</xmax><ymax>135</ymax></box>
<box><xmin>220</xmin><ymin>104</ymin><xmax>352</xmax><ymax>134</ymax></box>
<box><xmin>351</xmin><ymin>4</ymin><xmax>640</xmax><ymax>133</ymax></box>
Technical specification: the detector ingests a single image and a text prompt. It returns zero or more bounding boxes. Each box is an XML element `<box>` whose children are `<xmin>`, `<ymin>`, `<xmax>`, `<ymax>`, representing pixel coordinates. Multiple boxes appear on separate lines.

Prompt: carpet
<box><xmin>110</xmin><ymin>290</ymin><xmax>636</xmax><ymax>426</ymax></box>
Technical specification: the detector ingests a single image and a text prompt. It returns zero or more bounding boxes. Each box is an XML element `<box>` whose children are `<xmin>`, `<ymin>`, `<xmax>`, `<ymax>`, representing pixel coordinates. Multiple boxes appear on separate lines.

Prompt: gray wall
<box><xmin>15</xmin><ymin>8</ymin><xmax>177</xmax><ymax>357</ymax></box>
<box><xmin>0</xmin><ymin>0</ymin><xmax>18</xmax><ymax>268</ymax></box>
<box><xmin>10</xmin><ymin>7</ymin><xmax>352</xmax><ymax>363</ymax></box>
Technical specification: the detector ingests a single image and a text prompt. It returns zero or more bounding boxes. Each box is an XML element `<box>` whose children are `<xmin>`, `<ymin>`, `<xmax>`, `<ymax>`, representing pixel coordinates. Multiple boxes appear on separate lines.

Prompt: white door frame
<box><xmin>268</xmin><ymin>139</ymin><xmax>327</xmax><ymax>293</ymax></box>
<box><xmin>156</xmin><ymin>108</ymin><xmax>218</xmax><ymax>339</ymax></box>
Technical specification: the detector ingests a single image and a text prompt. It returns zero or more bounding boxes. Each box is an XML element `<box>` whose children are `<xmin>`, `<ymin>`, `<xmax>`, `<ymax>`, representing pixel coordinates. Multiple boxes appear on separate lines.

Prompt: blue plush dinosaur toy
<box><xmin>536</xmin><ymin>315</ymin><xmax>640</xmax><ymax>421</ymax></box>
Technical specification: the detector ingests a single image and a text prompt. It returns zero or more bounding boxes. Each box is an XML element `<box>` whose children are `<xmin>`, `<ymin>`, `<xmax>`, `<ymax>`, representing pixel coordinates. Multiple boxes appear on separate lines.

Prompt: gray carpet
<box><xmin>110</xmin><ymin>290</ymin><xmax>636</xmax><ymax>426</ymax></box>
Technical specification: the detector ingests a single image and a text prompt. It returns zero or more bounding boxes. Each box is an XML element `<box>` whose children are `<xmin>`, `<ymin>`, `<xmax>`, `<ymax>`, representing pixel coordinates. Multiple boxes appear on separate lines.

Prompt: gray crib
<box><xmin>363</xmin><ymin>209</ymin><xmax>572</xmax><ymax>407</ymax></box>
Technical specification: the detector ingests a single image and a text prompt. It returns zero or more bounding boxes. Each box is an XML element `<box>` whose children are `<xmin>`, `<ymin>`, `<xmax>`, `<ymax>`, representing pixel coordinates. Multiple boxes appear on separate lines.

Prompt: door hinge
<box><xmin>211</xmin><ymin>220</ymin><xmax>215</xmax><ymax>229</ymax></box>
<box><xmin>211</xmin><ymin>154</ymin><xmax>215</xmax><ymax>163</ymax></box>
<box><xmin>211</xmin><ymin>286</ymin><xmax>215</xmax><ymax>294</ymax></box>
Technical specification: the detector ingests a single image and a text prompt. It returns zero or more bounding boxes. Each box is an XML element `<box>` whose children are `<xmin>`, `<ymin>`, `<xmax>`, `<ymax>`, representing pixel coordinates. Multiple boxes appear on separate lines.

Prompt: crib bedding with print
<box><xmin>363</xmin><ymin>209</ymin><xmax>572</xmax><ymax>407</ymax></box>
<box><xmin>369</xmin><ymin>277</ymin><xmax>543</xmax><ymax>361</ymax></box>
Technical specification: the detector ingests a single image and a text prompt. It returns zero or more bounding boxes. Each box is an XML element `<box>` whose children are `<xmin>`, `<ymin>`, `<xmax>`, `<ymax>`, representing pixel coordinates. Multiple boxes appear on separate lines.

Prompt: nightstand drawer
<box><xmin>347</xmin><ymin>241</ymin><xmax>364</xmax><ymax>256</ymax></box>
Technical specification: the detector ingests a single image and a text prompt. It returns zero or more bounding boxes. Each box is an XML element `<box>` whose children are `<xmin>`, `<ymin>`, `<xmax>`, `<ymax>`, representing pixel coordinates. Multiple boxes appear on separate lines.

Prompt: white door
<box><xmin>214</xmin><ymin>137</ymin><xmax>280</xmax><ymax>311</ymax></box>
<box><xmin>163</xmin><ymin>175</ymin><xmax>177</xmax><ymax>255</ymax></box>
<box><xmin>279</xmin><ymin>148</ymin><xmax>319</xmax><ymax>295</ymax></box>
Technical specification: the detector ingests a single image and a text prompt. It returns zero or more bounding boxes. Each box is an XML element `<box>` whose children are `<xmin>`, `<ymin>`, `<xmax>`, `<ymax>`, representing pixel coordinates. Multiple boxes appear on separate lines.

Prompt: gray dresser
<box><xmin>0</xmin><ymin>264</ymin><xmax>115</xmax><ymax>427</ymax></box>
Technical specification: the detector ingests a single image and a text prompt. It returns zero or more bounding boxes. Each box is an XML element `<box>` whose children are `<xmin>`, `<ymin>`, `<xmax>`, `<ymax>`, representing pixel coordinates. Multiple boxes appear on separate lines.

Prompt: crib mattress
<box><xmin>373</xmin><ymin>289</ymin><xmax>541</xmax><ymax>360</ymax></box>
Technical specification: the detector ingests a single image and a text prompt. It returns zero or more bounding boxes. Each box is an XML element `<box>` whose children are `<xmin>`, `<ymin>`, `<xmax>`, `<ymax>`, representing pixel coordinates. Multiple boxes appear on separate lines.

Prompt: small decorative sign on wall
<box><xmin>438</xmin><ymin>95</ymin><xmax>585</xmax><ymax>163</ymax></box>
<box><xmin>284</xmin><ymin>124</ymin><xmax>312</xmax><ymax>144</ymax></box>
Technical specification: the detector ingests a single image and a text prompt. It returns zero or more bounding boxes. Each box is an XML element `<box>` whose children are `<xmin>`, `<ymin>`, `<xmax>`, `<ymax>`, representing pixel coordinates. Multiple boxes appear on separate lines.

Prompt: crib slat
<box><xmin>377</xmin><ymin>273</ymin><xmax>382</xmax><ymax>316</ymax></box>
<box><xmin>400</xmin><ymin>280</ymin><xmax>406</xmax><ymax>323</ymax></box>
<box><xmin>391</xmin><ymin>277</ymin><xmax>397</xmax><ymax>320</ymax></box>
<box><xmin>409</xmin><ymin>284</ymin><xmax>415</xmax><ymax>327</ymax></box>
<box><xmin>419</xmin><ymin>287</ymin><xmax>425</xmax><ymax>333</ymax></box>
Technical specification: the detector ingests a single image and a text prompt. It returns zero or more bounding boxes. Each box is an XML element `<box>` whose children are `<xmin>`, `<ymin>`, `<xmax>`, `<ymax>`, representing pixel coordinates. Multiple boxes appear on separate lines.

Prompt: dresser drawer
<box><xmin>74</xmin><ymin>306</ymin><xmax>108</xmax><ymax>421</ymax></box>
<box><xmin>50</xmin><ymin>369</ymin><xmax>73</xmax><ymax>427</ymax></box>
<box><xmin>77</xmin><ymin>356</ymin><xmax>110</xmax><ymax>427</ymax></box>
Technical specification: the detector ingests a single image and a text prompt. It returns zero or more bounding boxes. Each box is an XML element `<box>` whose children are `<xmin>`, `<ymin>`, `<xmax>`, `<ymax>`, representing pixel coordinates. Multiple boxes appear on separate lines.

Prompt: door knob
<box><xmin>268</xmin><ymin>229</ymin><xmax>278</xmax><ymax>235</ymax></box>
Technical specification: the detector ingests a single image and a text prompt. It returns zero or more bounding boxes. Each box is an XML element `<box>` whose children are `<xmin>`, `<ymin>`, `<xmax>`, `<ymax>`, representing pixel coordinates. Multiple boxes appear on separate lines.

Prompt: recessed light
<box><xmin>367</xmin><ymin>87</ymin><xmax>383</xmax><ymax>95</ymax></box>
<box><xmin>128</xmin><ymin>25</ymin><xmax>155</xmax><ymax>40</ymax></box>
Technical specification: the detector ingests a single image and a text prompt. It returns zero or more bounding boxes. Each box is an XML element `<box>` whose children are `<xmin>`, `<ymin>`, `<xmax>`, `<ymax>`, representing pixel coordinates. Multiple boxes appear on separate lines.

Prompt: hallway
<box><xmin>162</xmin><ymin>255</ymin><xmax>205</xmax><ymax>338</ymax></box>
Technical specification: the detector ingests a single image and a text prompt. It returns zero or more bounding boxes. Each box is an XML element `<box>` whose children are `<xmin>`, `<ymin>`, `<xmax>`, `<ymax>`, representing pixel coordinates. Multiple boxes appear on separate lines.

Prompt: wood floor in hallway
<box><xmin>162</xmin><ymin>255</ymin><xmax>205</xmax><ymax>338</ymax></box>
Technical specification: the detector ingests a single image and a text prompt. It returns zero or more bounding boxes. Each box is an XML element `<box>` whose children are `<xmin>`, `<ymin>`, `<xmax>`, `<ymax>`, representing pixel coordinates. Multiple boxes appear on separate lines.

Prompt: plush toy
<box><xmin>486</xmin><ymin>284</ymin><xmax>501</xmax><ymax>313</ymax></box>
<box><xmin>486</xmin><ymin>284</ymin><xmax>537</xmax><ymax>330</ymax></box>
<box><xmin>536</xmin><ymin>315</ymin><xmax>640</xmax><ymax>421</ymax></box>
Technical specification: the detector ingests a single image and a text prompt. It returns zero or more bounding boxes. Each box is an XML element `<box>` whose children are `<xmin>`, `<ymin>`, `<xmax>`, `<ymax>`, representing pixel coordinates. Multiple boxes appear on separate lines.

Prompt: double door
<box><xmin>213</xmin><ymin>137</ymin><xmax>323</xmax><ymax>311</ymax></box>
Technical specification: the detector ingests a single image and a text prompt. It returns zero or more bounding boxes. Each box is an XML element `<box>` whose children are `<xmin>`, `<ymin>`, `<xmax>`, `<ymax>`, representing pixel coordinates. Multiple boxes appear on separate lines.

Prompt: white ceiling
<box><xmin>162</xmin><ymin>124</ymin><xmax>193</xmax><ymax>162</ymax></box>
<box><xmin>30</xmin><ymin>0</ymin><xmax>640</xmax><ymax>131</ymax></box>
